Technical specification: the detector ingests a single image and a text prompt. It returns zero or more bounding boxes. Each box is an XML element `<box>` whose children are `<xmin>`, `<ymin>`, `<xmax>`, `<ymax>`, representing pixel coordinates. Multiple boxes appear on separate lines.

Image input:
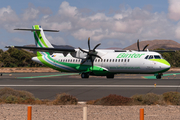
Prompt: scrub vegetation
<box><xmin>0</xmin><ymin>48</ymin><xmax>41</xmax><ymax>67</ymax></box>
<box><xmin>1</xmin><ymin>87</ymin><xmax>180</xmax><ymax>106</ymax></box>
<box><xmin>87</xmin><ymin>92</ymin><xmax>180</xmax><ymax>106</ymax></box>
<box><xmin>0</xmin><ymin>88</ymin><xmax>77</xmax><ymax>105</ymax></box>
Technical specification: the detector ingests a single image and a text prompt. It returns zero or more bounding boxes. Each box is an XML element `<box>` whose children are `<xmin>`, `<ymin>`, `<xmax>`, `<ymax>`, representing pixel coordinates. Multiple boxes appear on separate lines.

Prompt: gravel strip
<box><xmin>0</xmin><ymin>104</ymin><xmax>180</xmax><ymax>120</ymax></box>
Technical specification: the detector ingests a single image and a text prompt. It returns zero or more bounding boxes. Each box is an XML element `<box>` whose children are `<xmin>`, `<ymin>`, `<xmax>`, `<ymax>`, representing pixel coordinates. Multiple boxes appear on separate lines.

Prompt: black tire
<box><xmin>106</xmin><ymin>74</ymin><xmax>114</xmax><ymax>79</ymax></box>
<box><xmin>81</xmin><ymin>73</ymin><xmax>89</xmax><ymax>78</ymax></box>
<box><xmin>156</xmin><ymin>75</ymin><xmax>161</xmax><ymax>79</ymax></box>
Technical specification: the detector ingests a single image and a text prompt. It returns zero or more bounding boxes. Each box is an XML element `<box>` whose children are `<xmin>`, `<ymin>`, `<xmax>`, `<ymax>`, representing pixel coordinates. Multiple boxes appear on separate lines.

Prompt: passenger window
<box><xmin>121</xmin><ymin>59</ymin><xmax>123</xmax><ymax>62</ymax></box>
<box><xmin>104</xmin><ymin>59</ymin><xmax>106</xmax><ymax>62</ymax></box>
<box><xmin>124</xmin><ymin>59</ymin><xmax>126</xmax><ymax>62</ymax></box>
<box><xmin>115</xmin><ymin>59</ymin><xmax>117</xmax><ymax>62</ymax></box>
<box><xmin>112</xmin><ymin>59</ymin><xmax>114</xmax><ymax>62</ymax></box>
<box><xmin>149</xmin><ymin>55</ymin><xmax>153</xmax><ymax>59</ymax></box>
<box><xmin>154</xmin><ymin>55</ymin><xmax>161</xmax><ymax>59</ymax></box>
<box><xmin>107</xmin><ymin>59</ymin><xmax>108</xmax><ymax>62</ymax></box>
<box><xmin>128</xmin><ymin>59</ymin><xmax>130</xmax><ymax>62</ymax></box>
<box><xmin>110</xmin><ymin>59</ymin><xmax>111</xmax><ymax>62</ymax></box>
<box><xmin>73</xmin><ymin>59</ymin><xmax>75</xmax><ymax>62</ymax></box>
<box><xmin>145</xmin><ymin>55</ymin><xmax>149</xmax><ymax>59</ymax></box>
<box><xmin>118</xmin><ymin>59</ymin><xmax>121</xmax><ymax>62</ymax></box>
<box><xmin>98</xmin><ymin>59</ymin><xmax>100</xmax><ymax>62</ymax></box>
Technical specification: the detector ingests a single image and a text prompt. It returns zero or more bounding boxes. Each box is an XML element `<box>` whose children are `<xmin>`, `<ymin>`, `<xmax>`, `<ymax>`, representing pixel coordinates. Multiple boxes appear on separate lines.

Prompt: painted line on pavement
<box><xmin>17</xmin><ymin>73</ymin><xmax>78</xmax><ymax>79</ymax></box>
<box><xmin>143</xmin><ymin>73</ymin><xmax>180</xmax><ymax>79</ymax></box>
<box><xmin>0</xmin><ymin>85</ymin><xmax>180</xmax><ymax>87</ymax></box>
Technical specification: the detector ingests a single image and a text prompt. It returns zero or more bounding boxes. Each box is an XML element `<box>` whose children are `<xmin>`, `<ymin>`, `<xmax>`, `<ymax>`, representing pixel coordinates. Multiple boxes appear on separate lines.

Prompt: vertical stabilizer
<box><xmin>32</xmin><ymin>25</ymin><xmax>53</xmax><ymax>56</ymax></box>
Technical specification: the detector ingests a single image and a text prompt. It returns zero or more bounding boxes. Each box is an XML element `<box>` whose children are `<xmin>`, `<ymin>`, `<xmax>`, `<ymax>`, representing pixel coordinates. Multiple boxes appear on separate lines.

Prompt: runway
<box><xmin>0</xmin><ymin>72</ymin><xmax>180</xmax><ymax>101</ymax></box>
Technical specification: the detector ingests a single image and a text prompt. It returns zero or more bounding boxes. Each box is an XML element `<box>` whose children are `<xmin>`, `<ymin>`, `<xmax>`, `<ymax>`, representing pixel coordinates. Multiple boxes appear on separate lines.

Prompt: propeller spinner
<box><xmin>78</xmin><ymin>37</ymin><xmax>102</xmax><ymax>69</ymax></box>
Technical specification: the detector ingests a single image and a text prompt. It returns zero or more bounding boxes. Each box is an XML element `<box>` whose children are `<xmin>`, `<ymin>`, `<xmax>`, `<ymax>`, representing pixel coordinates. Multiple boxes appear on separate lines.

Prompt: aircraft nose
<box><xmin>161</xmin><ymin>60</ymin><xmax>171</xmax><ymax>70</ymax></box>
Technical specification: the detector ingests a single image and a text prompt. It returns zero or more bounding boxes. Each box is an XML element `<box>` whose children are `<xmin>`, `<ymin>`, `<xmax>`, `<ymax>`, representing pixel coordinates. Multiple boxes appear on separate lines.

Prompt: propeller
<box><xmin>78</xmin><ymin>37</ymin><xmax>102</xmax><ymax>69</ymax></box>
<box><xmin>137</xmin><ymin>39</ymin><xmax>149</xmax><ymax>51</ymax></box>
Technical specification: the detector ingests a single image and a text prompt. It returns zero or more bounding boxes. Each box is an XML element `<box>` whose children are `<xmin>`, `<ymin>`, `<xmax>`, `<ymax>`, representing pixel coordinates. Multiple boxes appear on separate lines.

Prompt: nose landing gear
<box><xmin>156</xmin><ymin>73</ymin><xmax>163</xmax><ymax>79</ymax></box>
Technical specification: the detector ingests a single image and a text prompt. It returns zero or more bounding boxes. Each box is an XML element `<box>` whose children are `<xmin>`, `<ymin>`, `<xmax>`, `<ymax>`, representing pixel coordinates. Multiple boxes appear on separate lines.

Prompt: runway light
<box><xmin>154</xmin><ymin>83</ymin><xmax>156</xmax><ymax>87</ymax></box>
<box><xmin>173</xmin><ymin>74</ymin><xmax>176</xmax><ymax>79</ymax></box>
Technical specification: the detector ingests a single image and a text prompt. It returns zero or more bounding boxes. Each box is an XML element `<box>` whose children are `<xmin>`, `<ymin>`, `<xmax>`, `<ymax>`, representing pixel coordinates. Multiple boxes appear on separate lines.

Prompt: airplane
<box><xmin>6</xmin><ymin>25</ymin><xmax>174</xmax><ymax>79</ymax></box>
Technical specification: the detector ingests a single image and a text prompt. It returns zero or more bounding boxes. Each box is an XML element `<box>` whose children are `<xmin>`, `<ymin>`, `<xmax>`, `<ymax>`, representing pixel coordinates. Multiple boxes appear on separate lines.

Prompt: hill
<box><xmin>123</xmin><ymin>40</ymin><xmax>180</xmax><ymax>50</ymax></box>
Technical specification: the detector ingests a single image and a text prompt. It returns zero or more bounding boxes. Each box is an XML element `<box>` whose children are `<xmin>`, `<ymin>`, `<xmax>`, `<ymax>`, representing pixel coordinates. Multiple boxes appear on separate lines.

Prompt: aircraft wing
<box><xmin>114</xmin><ymin>50</ymin><xmax>176</xmax><ymax>53</ymax></box>
<box><xmin>5</xmin><ymin>46</ymin><xmax>76</xmax><ymax>53</ymax></box>
<box><xmin>153</xmin><ymin>50</ymin><xmax>176</xmax><ymax>53</ymax></box>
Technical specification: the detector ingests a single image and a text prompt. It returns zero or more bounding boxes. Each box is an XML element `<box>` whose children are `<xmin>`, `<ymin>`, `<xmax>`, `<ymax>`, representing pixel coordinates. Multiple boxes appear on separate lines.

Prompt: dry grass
<box><xmin>87</xmin><ymin>94</ymin><xmax>132</xmax><ymax>106</ymax></box>
<box><xmin>163</xmin><ymin>91</ymin><xmax>180</xmax><ymax>105</ymax></box>
<box><xmin>53</xmin><ymin>93</ymin><xmax>78</xmax><ymax>105</ymax></box>
<box><xmin>0</xmin><ymin>87</ymin><xmax>35</xmax><ymax>104</ymax></box>
<box><xmin>1</xmin><ymin>88</ymin><xmax>180</xmax><ymax>106</ymax></box>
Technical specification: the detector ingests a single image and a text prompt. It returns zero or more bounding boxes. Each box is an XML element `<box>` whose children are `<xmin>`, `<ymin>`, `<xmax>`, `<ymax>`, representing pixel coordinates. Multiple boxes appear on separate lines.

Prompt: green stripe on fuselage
<box><xmin>33</xmin><ymin>25</ymin><xmax>50</xmax><ymax>56</ymax></box>
<box><xmin>149</xmin><ymin>59</ymin><xmax>170</xmax><ymax>66</ymax></box>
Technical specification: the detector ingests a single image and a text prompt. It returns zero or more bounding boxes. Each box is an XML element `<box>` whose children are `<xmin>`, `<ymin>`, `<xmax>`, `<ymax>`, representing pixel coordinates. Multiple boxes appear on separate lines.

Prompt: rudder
<box><xmin>32</xmin><ymin>25</ymin><xmax>53</xmax><ymax>56</ymax></box>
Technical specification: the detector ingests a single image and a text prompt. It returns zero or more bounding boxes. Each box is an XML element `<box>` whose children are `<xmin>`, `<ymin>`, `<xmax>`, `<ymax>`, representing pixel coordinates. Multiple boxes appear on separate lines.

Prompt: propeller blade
<box><xmin>78</xmin><ymin>47</ymin><xmax>88</xmax><ymax>53</ymax></box>
<box><xmin>143</xmin><ymin>44</ymin><xmax>149</xmax><ymax>51</ymax></box>
<box><xmin>91</xmin><ymin>54</ymin><xmax>102</xmax><ymax>60</ymax></box>
<box><xmin>88</xmin><ymin>37</ymin><xmax>90</xmax><ymax>51</ymax></box>
<box><xmin>137</xmin><ymin>39</ymin><xmax>140</xmax><ymax>51</ymax></box>
<box><xmin>90</xmin><ymin>57</ymin><xmax>94</xmax><ymax>69</ymax></box>
<box><xmin>93</xmin><ymin>43</ymin><xmax>101</xmax><ymax>52</ymax></box>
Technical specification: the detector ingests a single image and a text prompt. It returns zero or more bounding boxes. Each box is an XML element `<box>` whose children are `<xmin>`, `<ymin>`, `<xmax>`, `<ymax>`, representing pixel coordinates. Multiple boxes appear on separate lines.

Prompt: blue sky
<box><xmin>1</xmin><ymin>0</ymin><xmax>180</xmax><ymax>50</ymax></box>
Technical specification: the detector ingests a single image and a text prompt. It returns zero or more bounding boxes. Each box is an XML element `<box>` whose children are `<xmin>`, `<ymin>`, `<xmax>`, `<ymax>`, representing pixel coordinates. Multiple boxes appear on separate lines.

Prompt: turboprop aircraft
<box><xmin>6</xmin><ymin>25</ymin><xmax>173</xmax><ymax>79</ymax></box>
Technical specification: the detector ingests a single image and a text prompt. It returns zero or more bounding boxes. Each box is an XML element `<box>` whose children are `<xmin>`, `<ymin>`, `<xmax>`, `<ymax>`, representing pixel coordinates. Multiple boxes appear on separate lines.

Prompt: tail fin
<box><xmin>14</xmin><ymin>25</ymin><xmax>59</xmax><ymax>56</ymax></box>
<box><xmin>32</xmin><ymin>25</ymin><xmax>53</xmax><ymax>56</ymax></box>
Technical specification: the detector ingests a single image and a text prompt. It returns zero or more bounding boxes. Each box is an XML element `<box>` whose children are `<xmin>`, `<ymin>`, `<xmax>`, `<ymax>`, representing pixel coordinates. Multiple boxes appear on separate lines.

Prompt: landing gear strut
<box><xmin>156</xmin><ymin>73</ymin><xmax>163</xmax><ymax>79</ymax></box>
<box><xmin>81</xmin><ymin>73</ymin><xmax>89</xmax><ymax>78</ymax></box>
<box><xmin>106</xmin><ymin>74</ymin><xmax>114</xmax><ymax>79</ymax></box>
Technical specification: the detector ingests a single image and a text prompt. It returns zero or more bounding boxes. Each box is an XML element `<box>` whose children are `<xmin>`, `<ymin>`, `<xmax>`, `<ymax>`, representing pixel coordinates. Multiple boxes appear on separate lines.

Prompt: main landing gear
<box><xmin>156</xmin><ymin>73</ymin><xmax>163</xmax><ymax>79</ymax></box>
<box><xmin>106</xmin><ymin>74</ymin><xmax>114</xmax><ymax>79</ymax></box>
<box><xmin>81</xmin><ymin>73</ymin><xmax>89</xmax><ymax>78</ymax></box>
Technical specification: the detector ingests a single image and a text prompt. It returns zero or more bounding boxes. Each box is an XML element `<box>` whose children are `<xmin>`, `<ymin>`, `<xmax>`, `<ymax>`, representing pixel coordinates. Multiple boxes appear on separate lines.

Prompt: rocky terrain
<box><xmin>0</xmin><ymin>104</ymin><xmax>180</xmax><ymax>120</ymax></box>
<box><xmin>123</xmin><ymin>39</ymin><xmax>180</xmax><ymax>50</ymax></box>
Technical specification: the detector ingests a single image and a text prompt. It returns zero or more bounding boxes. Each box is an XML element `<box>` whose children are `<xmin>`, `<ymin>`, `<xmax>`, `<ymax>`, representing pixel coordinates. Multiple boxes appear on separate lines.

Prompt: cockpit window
<box><xmin>154</xmin><ymin>55</ymin><xmax>161</xmax><ymax>59</ymax></box>
<box><xmin>145</xmin><ymin>55</ymin><xmax>149</xmax><ymax>59</ymax></box>
<box><xmin>149</xmin><ymin>55</ymin><xmax>154</xmax><ymax>59</ymax></box>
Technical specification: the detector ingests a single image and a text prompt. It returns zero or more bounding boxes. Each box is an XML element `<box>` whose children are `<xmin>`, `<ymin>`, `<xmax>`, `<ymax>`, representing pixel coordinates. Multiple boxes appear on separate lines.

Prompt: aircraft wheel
<box><xmin>106</xmin><ymin>74</ymin><xmax>114</xmax><ymax>79</ymax></box>
<box><xmin>81</xmin><ymin>73</ymin><xmax>89</xmax><ymax>78</ymax></box>
<box><xmin>156</xmin><ymin>75</ymin><xmax>161</xmax><ymax>79</ymax></box>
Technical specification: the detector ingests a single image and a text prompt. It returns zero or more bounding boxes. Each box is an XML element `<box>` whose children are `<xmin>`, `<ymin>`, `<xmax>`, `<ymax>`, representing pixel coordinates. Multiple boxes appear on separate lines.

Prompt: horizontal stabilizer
<box><xmin>14</xmin><ymin>28</ymin><xmax>59</xmax><ymax>32</ymax></box>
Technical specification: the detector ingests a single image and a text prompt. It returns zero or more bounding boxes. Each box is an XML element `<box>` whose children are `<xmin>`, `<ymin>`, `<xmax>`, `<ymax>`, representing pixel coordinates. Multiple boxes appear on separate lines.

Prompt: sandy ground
<box><xmin>0</xmin><ymin>67</ymin><xmax>180</xmax><ymax>120</ymax></box>
<box><xmin>0</xmin><ymin>67</ymin><xmax>179</xmax><ymax>73</ymax></box>
<box><xmin>0</xmin><ymin>104</ymin><xmax>180</xmax><ymax>120</ymax></box>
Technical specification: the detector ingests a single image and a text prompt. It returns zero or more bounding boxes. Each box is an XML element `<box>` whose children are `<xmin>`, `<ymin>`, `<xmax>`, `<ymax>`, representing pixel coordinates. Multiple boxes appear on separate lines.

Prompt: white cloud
<box><xmin>0</xmin><ymin>1</ymin><xmax>180</xmax><ymax>49</ymax></box>
<box><xmin>0</xmin><ymin>6</ymin><xmax>19</xmax><ymax>23</ymax></box>
<box><xmin>22</xmin><ymin>7</ymin><xmax>39</xmax><ymax>21</ymax></box>
<box><xmin>46</xmin><ymin>35</ymin><xmax>66</xmax><ymax>45</ymax></box>
<box><xmin>168</xmin><ymin>0</ymin><xmax>180</xmax><ymax>21</ymax></box>
<box><xmin>58</xmin><ymin>1</ymin><xmax>78</xmax><ymax>17</ymax></box>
